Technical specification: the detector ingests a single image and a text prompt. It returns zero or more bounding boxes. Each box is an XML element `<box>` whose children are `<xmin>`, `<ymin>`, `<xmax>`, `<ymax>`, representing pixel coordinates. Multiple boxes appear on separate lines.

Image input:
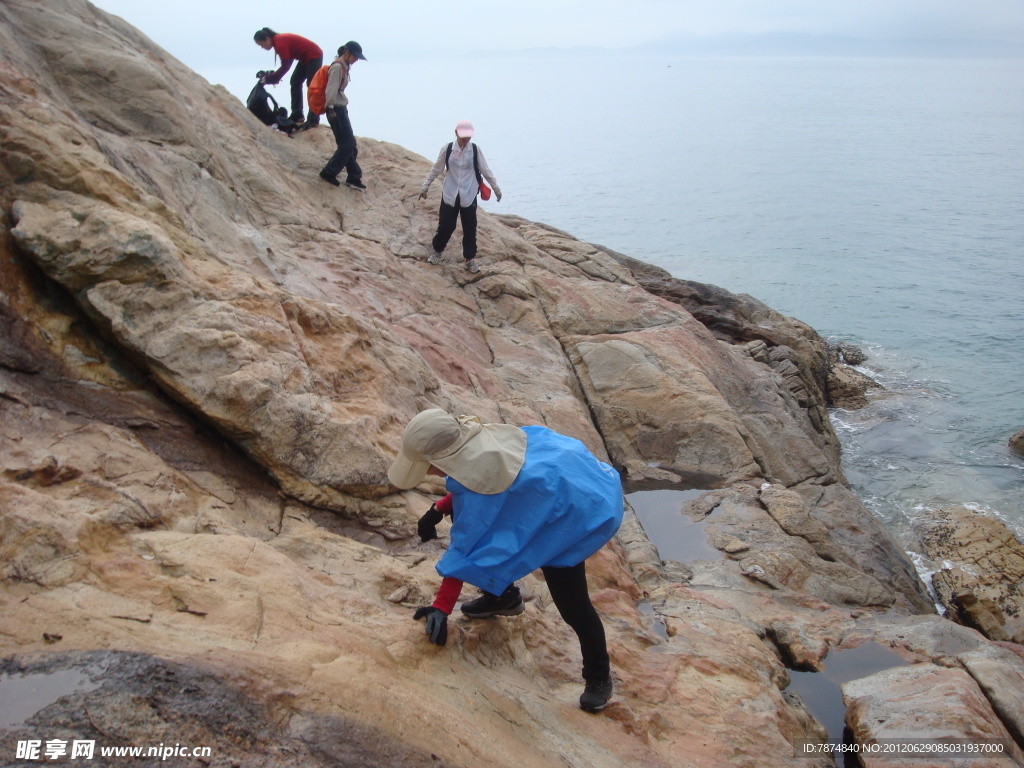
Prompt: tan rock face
<box><xmin>617</xmin><ymin>260</ymin><xmax>843</xmax><ymax>464</ymax></box>
<box><xmin>842</xmin><ymin>665</ymin><xmax>1024</xmax><ymax>767</ymax></box>
<box><xmin>959</xmin><ymin>644</ymin><xmax>1024</xmax><ymax>749</ymax></box>
<box><xmin>915</xmin><ymin>505</ymin><xmax>1024</xmax><ymax>644</ymax></box>
<box><xmin>6</xmin><ymin>1</ymin><xmax>1014</xmax><ymax>766</ymax></box>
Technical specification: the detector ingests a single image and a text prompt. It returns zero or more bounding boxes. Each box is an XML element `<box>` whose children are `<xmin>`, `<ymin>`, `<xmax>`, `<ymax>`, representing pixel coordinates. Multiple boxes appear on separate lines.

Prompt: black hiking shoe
<box><xmin>345</xmin><ymin>178</ymin><xmax>367</xmax><ymax>191</ymax></box>
<box><xmin>579</xmin><ymin>676</ymin><xmax>613</xmax><ymax>712</ymax></box>
<box><xmin>319</xmin><ymin>171</ymin><xmax>340</xmax><ymax>187</ymax></box>
<box><xmin>460</xmin><ymin>584</ymin><xmax>525</xmax><ymax>618</ymax></box>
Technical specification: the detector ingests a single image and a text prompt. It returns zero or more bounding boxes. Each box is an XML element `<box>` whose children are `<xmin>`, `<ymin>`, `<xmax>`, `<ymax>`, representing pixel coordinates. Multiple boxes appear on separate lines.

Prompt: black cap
<box><xmin>343</xmin><ymin>41</ymin><xmax>366</xmax><ymax>60</ymax></box>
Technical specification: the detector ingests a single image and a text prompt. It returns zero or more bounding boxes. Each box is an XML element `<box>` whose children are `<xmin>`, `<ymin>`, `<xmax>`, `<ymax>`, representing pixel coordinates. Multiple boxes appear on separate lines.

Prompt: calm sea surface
<box><xmin>349</xmin><ymin>54</ymin><xmax>1024</xmax><ymax>559</ymax></box>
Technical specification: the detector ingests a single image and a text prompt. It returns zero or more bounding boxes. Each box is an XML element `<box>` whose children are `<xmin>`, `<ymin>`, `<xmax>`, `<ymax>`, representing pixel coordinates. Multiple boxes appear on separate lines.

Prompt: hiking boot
<box><xmin>345</xmin><ymin>178</ymin><xmax>367</xmax><ymax>191</ymax></box>
<box><xmin>460</xmin><ymin>584</ymin><xmax>524</xmax><ymax>618</ymax></box>
<box><xmin>427</xmin><ymin>250</ymin><xmax>443</xmax><ymax>265</ymax></box>
<box><xmin>579</xmin><ymin>676</ymin><xmax>613</xmax><ymax>713</ymax></box>
<box><xmin>465</xmin><ymin>258</ymin><xmax>481</xmax><ymax>274</ymax></box>
<box><xmin>319</xmin><ymin>171</ymin><xmax>340</xmax><ymax>187</ymax></box>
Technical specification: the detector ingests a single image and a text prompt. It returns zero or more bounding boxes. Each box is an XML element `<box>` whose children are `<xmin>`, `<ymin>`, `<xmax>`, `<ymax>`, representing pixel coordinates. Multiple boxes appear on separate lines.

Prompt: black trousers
<box><xmin>323</xmin><ymin>105</ymin><xmax>361</xmax><ymax>183</ymax></box>
<box><xmin>432</xmin><ymin>195</ymin><xmax>478</xmax><ymax>261</ymax></box>
<box><xmin>541</xmin><ymin>561</ymin><xmax>610</xmax><ymax>682</ymax></box>
<box><xmin>290</xmin><ymin>57</ymin><xmax>322</xmax><ymax>120</ymax></box>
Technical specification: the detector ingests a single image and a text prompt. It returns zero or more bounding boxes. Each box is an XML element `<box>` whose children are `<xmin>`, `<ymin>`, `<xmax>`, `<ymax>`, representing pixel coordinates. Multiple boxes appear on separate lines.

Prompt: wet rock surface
<box><xmin>0</xmin><ymin>650</ymin><xmax>452</xmax><ymax>767</ymax></box>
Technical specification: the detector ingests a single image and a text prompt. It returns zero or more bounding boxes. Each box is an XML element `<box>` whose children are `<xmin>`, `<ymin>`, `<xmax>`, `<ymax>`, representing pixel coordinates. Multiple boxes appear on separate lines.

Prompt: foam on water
<box><xmin>829</xmin><ymin>343</ymin><xmax>1024</xmax><ymax>548</ymax></box>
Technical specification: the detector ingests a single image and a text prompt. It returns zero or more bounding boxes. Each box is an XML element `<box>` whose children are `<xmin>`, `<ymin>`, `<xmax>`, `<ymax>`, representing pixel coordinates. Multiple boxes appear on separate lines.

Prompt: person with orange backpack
<box><xmin>317</xmin><ymin>42</ymin><xmax>367</xmax><ymax>191</ymax></box>
<box><xmin>253</xmin><ymin>28</ymin><xmax>323</xmax><ymax>127</ymax></box>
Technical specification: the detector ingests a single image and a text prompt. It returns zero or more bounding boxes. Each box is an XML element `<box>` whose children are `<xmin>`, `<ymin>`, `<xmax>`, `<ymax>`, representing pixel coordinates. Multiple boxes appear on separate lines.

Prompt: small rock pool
<box><xmin>786</xmin><ymin>642</ymin><xmax>908</xmax><ymax>751</ymax></box>
<box><xmin>626</xmin><ymin>488</ymin><xmax>721</xmax><ymax>563</ymax></box>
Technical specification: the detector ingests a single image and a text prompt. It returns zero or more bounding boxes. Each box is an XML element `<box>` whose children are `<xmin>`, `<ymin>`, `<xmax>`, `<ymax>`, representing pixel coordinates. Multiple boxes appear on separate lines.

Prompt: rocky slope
<box><xmin>2</xmin><ymin>2</ymin><xmax>1023</xmax><ymax>766</ymax></box>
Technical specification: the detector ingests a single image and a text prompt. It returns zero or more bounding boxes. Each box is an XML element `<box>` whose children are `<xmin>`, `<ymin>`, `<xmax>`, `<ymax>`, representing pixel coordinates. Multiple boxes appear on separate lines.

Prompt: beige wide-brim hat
<box><xmin>388</xmin><ymin>408</ymin><xmax>527</xmax><ymax>495</ymax></box>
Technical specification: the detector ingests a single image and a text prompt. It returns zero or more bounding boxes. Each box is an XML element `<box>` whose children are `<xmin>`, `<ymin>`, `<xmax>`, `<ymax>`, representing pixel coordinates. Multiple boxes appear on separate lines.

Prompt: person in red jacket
<box><xmin>254</xmin><ymin>28</ymin><xmax>323</xmax><ymax>127</ymax></box>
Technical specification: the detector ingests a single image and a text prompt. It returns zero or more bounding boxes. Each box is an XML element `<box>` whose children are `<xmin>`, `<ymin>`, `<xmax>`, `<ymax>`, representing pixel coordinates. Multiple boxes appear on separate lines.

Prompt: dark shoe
<box><xmin>319</xmin><ymin>171</ymin><xmax>340</xmax><ymax>187</ymax></box>
<box><xmin>304</xmin><ymin>115</ymin><xmax>320</xmax><ymax>127</ymax></box>
<box><xmin>460</xmin><ymin>584</ymin><xmax>524</xmax><ymax>618</ymax></box>
<box><xmin>345</xmin><ymin>178</ymin><xmax>367</xmax><ymax>191</ymax></box>
<box><xmin>579</xmin><ymin>676</ymin><xmax>613</xmax><ymax>712</ymax></box>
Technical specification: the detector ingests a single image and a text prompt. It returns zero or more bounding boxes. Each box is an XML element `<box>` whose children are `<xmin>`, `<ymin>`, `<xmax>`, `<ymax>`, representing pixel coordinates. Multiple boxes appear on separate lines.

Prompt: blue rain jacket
<box><xmin>436</xmin><ymin>425</ymin><xmax>623</xmax><ymax>595</ymax></box>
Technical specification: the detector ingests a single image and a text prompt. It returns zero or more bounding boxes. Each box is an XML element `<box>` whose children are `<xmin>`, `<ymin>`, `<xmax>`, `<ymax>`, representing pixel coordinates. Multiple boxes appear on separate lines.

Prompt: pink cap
<box><xmin>455</xmin><ymin>119</ymin><xmax>475</xmax><ymax>138</ymax></box>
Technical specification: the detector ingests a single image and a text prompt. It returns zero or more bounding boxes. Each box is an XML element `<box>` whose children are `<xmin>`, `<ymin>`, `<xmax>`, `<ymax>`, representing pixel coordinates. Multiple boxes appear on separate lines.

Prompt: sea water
<box><xmin>353</xmin><ymin>53</ymin><xmax>1024</xmax><ymax>562</ymax></box>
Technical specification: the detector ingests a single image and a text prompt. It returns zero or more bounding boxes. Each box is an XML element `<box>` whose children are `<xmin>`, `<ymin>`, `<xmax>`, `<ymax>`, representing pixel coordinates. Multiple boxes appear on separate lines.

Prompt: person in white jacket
<box><xmin>419</xmin><ymin>120</ymin><xmax>501</xmax><ymax>273</ymax></box>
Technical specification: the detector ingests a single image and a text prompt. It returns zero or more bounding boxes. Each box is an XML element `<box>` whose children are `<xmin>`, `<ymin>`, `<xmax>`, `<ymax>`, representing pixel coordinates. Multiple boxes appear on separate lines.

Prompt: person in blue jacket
<box><xmin>388</xmin><ymin>408</ymin><xmax>624</xmax><ymax>712</ymax></box>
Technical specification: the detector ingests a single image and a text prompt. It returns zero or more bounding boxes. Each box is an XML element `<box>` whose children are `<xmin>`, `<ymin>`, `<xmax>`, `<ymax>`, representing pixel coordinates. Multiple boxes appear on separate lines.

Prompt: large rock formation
<box><xmin>2</xmin><ymin>2</ymin><xmax>1023</xmax><ymax>766</ymax></box>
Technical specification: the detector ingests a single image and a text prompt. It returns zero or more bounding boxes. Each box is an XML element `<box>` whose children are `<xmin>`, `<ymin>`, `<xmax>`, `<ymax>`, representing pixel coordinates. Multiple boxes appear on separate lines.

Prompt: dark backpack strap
<box><xmin>444</xmin><ymin>142</ymin><xmax>483</xmax><ymax>183</ymax></box>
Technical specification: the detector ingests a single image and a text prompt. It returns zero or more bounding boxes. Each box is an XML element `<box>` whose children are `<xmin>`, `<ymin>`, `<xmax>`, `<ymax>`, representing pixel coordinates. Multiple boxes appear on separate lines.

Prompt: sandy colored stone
<box><xmin>824</xmin><ymin>343</ymin><xmax>880</xmax><ymax>409</ymax></box>
<box><xmin>1009</xmin><ymin>429</ymin><xmax>1024</xmax><ymax>457</ymax></box>
<box><xmin>842</xmin><ymin>664</ymin><xmax>1024</xmax><ymax>767</ymax></box>
<box><xmin>915</xmin><ymin>505</ymin><xmax>1024</xmax><ymax>643</ymax></box>
<box><xmin>959</xmin><ymin>644</ymin><xmax>1024</xmax><ymax>748</ymax></box>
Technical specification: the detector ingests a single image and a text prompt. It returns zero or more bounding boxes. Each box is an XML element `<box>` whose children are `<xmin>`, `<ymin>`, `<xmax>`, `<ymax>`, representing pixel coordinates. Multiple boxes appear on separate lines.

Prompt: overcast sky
<box><xmin>92</xmin><ymin>0</ymin><xmax>1024</xmax><ymax>68</ymax></box>
<box><xmin>86</xmin><ymin>0</ymin><xmax>1024</xmax><ymax>152</ymax></box>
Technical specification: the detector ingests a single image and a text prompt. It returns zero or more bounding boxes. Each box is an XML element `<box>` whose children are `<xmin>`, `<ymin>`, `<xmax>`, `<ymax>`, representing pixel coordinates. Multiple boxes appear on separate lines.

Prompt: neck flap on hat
<box><xmin>429</xmin><ymin>416</ymin><xmax>527</xmax><ymax>495</ymax></box>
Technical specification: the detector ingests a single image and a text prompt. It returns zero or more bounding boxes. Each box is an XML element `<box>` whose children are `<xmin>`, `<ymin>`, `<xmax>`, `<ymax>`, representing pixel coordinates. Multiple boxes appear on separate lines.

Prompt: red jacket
<box><xmin>266</xmin><ymin>33</ymin><xmax>322</xmax><ymax>83</ymax></box>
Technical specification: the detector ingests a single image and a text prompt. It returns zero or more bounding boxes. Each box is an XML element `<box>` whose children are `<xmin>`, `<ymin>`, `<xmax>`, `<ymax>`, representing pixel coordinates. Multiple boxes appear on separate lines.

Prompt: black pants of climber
<box><xmin>432</xmin><ymin>195</ymin><xmax>478</xmax><ymax>261</ymax></box>
<box><xmin>323</xmin><ymin>105</ymin><xmax>361</xmax><ymax>183</ymax></box>
<box><xmin>289</xmin><ymin>57</ymin><xmax>322</xmax><ymax>123</ymax></box>
<box><xmin>541</xmin><ymin>561</ymin><xmax>610</xmax><ymax>682</ymax></box>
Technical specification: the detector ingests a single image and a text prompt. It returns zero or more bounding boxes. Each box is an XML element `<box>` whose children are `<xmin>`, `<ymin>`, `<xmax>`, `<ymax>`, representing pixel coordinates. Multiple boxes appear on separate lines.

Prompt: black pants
<box><xmin>432</xmin><ymin>195</ymin><xmax>478</xmax><ymax>261</ymax></box>
<box><xmin>541</xmin><ymin>561</ymin><xmax>610</xmax><ymax>682</ymax></box>
<box><xmin>290</xmin><ymin>57</ymin><xmax>322</xmax><ymax>121</ymax></box>
<box><xmin>323</xmin><ymin>105</ymin><xmax>361</xmax><ymax>183</ymax></box>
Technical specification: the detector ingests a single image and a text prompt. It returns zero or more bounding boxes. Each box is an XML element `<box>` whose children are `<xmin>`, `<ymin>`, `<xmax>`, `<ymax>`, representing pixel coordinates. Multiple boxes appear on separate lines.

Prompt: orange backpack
<box><xmin>306</xmin><ymin>59</ymin><xmax>341</xmax><ymax>116</ymax></box>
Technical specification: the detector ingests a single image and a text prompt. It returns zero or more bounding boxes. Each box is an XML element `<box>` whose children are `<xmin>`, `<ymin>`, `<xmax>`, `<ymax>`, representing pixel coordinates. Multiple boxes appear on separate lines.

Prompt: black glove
<box><xmin>417</xmin><ymin>504</ymin><xmax>444</xmax><ymax>542</ymax></box>
<box><xmin>413</xmin><ymin>606</ymin><xmax>448</xmax><ymax>646</ymax></box>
